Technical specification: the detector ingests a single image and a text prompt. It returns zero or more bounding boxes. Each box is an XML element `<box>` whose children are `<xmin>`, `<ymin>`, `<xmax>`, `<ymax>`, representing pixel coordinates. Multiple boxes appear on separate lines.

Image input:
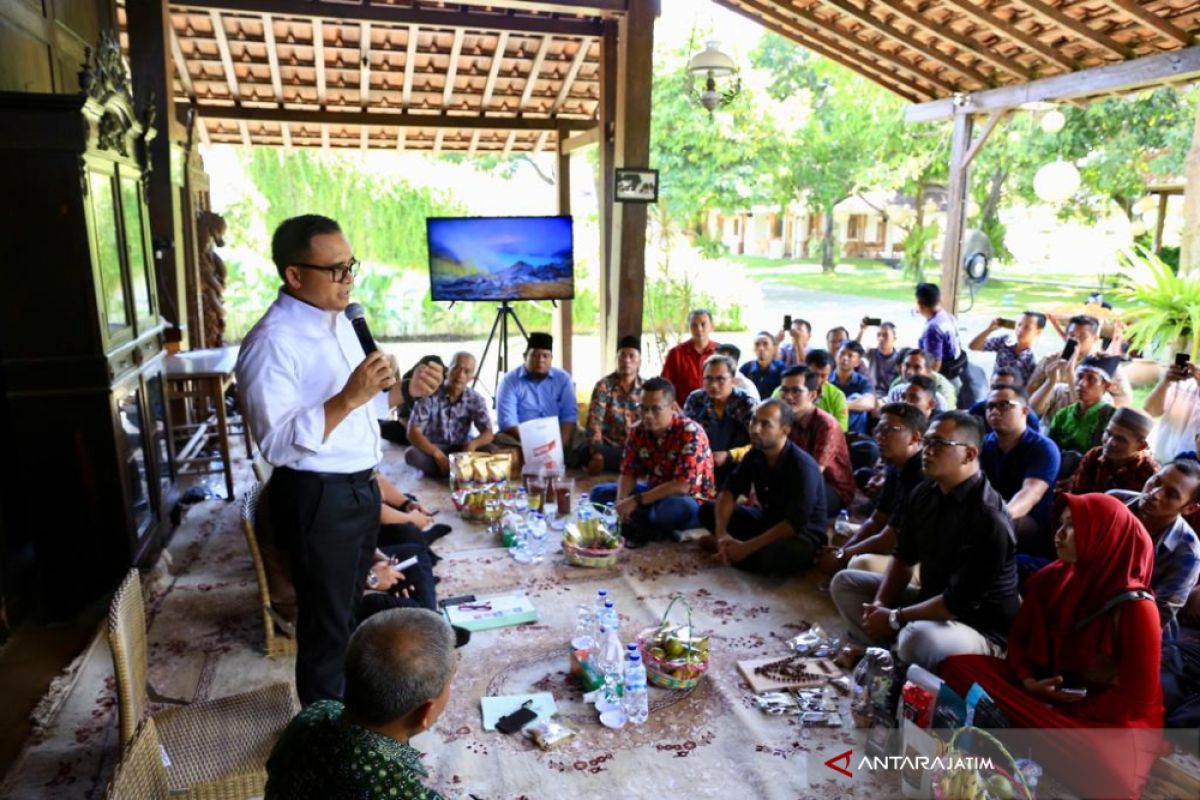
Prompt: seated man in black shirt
<box><xmin>698</xmin><ymin>399</ymin><xmax>826</xmax><ymax>574</ymax></box>
<box><xmin>817</xmin><ymin>402</ymin><xmax>926</xmax><ymax>578</ymax></box>
<box><xmin>830</xmin><ymin>411</ymin><xmax>1020</xmax><ymax>670</ymax></box>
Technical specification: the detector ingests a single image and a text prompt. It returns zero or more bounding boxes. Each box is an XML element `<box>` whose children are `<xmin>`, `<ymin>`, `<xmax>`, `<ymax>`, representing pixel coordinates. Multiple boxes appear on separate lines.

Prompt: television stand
<box><xmin>474</xmin><ymin>301</ymin><xmax>529</xmax><ymax>403</ymax></box>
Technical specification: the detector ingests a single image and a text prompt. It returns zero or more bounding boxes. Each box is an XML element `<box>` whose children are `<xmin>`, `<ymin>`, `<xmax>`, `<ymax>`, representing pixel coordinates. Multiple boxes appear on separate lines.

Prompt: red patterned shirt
<box><xmin>1065</xmin><ymin>447</ymin><xmax>1160</xmax><ymax>497</ymax></box>
<box><xmin>788</xmin><ymin>406</ymin><xmax>856</xmax><ymax>507</ymax></box>
<box><xmin>620</xmin><ymin>414</ymin><xmax>716</xmax><ymax>500</ymax></box>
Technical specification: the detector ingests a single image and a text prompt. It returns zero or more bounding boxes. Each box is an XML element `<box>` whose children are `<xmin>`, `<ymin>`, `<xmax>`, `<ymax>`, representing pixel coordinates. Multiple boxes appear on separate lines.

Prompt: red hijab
<box><xmin>1023</xmin><ymin>493</ymin><xmax>1155</xmax><ymax>670</ymax></box>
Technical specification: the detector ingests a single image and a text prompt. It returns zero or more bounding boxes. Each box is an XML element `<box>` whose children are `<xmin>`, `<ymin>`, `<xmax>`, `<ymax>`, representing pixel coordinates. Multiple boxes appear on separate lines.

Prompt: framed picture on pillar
<box><xmin>614</xmin><ymin>168</ymin><xmax>658</xmax><ymax>203</ymax></box>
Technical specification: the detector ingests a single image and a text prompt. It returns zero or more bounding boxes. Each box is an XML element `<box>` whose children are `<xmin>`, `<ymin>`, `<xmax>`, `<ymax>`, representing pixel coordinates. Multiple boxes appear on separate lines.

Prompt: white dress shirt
<box><xmin>236</xmin><ymin>289</ymin><xmax>384</xmax><ymax>473</ymax></box>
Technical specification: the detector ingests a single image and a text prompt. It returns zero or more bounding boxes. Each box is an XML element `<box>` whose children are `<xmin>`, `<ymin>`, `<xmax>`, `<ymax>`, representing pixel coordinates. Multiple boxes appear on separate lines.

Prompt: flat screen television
<box><xmin>426</xmin><ymin>215</ymin><xmax>575</xmax><ymax>302</ymax></box>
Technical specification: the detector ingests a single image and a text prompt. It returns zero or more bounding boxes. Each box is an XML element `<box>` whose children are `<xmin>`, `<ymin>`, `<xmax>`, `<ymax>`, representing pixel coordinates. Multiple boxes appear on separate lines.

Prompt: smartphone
<box><xmin>864</xmin><ymin>317</ymin><xmax>882</xmax><ymax>327</ymax></box>
<box><xmin>1061</xmin><ymin>338</ymin><xmax>1078</xmax><ymax>362</ymax></box>
<box><xmin>1176</xmin><ymin>352</ymin><xmax>1190</xmax><ymax>369</ymax></box>
<box><xmin>996</xmin><ymin>318</ymin><xmax>1016</xmax><ymax>329</ymax></box>
<box><xmin>783</xmin><ymin>314</ymin><xmax>793</xmax><ymax>331</ymax></box>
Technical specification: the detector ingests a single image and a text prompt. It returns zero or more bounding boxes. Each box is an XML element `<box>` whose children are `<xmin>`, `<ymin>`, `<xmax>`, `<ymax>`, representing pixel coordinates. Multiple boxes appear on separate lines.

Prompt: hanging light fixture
<box><xmin>687</xmin><ymin>40</ymin><xmax>741</xmax><ymax>114</ymax></box>
<box><xmin>1040</xmin><ymin>108</ymin><xmax>1066</xmax><ymax>134</ymax></box>
<box><xmin>1034</xmin><ymin>159</ymin><xmax>1081</xmax><ymax>203</ymax></box>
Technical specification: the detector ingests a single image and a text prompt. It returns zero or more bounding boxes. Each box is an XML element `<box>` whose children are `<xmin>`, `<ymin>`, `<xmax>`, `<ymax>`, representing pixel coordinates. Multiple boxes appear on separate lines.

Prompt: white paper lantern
<box><xmin>1040</xmin><ymin>109</ymin><xmax>1066</xmax><ymax>134</ymax></box>
<box><xmin>1034</xmin><ymin>160</ymin><xmax>1080</xmax><ymax>203</ymax></box>
<box><xmin>1130</xmin><ymin>219</ymin><xmax>1147</xmax><ymax>237</ymax></box>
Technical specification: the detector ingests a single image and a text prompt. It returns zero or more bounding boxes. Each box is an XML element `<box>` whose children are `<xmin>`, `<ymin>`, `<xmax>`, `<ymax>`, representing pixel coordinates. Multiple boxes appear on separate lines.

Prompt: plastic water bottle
<box><xmin>527</xmin><ymin>514</ymin><xmax>547</xmax><ymax>563</ymax></box>
<box><xmin>602</xmin><ymin>599</ymin><xmax>618</xmax><ymax>633</ymax></box>
<box><xmin>595</xmin><ymin>625</ymin><xmax>625</xmax><ymax>713</ymax></box>
<box><xmin>623</xmin><ymin>652</ymin><xmax>649</xmax><ymax>725</ymax></box>
<box><xmin>835</xmin><ymin>510</ymin><xmax>852</xmax><ymax>540</ymax></box>
<box><xmin>574</xmin><ymin>605</ymin><xmax>597</xmax><ymax>654</ymax></box>
<box><xmin>578</xmin><ymin>492</ymin><xmax>591</xmax><ymax>518</ymax></box>
<box><xmin>593</xmin><ymin>590</ymin><xmax>609</xmax><ymax>639</ymax></box>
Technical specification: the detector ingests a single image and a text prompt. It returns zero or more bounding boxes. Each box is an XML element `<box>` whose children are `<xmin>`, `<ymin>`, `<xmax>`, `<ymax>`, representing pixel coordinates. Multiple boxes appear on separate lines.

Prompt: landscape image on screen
<box><xmin>427</xmin><ymin>215</ymin><xmax>575</xmax><ymax>301</ymax></box>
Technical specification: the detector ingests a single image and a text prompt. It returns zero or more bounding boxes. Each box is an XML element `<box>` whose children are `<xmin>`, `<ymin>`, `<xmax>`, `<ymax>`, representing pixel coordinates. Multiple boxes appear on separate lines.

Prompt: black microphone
<box><xmin>344</xmin><ymin>303</ymin><xmax>378</xmax><ymax>355</ymax></box>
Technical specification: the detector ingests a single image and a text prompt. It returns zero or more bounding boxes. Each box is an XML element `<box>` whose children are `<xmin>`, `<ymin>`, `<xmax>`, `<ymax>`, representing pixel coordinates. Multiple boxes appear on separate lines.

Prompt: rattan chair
<box><xmin>239</xmin><ymin>483</ymin><xmax>298</xmax><ymax>657</ymax></box>
<box><xmin>107</xmin><ymin>569</ymin><xmax>299</xmax><ymax>792</ymax></box>
<box><xmin>105</xmin><ymin>717</ymin><xmax>272</xmax><ymax>800</ymax></box>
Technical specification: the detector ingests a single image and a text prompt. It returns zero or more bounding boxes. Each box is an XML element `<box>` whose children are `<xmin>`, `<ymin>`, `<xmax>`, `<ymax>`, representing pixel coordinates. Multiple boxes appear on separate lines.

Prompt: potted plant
<box><xmin>1112</xmin><ymin>247</ymin><xmax>1200</xmax><ymax>374</ymax></box>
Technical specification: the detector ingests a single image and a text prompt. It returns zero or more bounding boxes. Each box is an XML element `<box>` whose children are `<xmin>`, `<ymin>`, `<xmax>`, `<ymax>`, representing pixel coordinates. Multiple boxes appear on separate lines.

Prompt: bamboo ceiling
<box><xmin>119</xmin><ymin>1</ymin><xmax>619</xmax><ymax>152</ymax></box>
<box><xmin>714</xmin><ymin>0</ymin><xmax>1200</xmax><ymax>104</ymax></box>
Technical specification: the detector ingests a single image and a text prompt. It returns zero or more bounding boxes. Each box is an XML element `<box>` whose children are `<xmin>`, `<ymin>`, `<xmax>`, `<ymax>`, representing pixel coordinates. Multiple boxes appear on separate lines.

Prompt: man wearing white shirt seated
<box><xmin>237</xmin><ymin>214</ymin><xmax>403</xmax><ymax>706</ymax></box>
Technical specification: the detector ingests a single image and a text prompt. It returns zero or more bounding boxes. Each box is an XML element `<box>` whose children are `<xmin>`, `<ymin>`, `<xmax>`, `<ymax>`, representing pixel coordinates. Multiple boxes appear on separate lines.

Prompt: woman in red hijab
<box><xmin>939</xmin><ymin>493</ymin><xmax>1164</xmax><ymax>799</ymax></box>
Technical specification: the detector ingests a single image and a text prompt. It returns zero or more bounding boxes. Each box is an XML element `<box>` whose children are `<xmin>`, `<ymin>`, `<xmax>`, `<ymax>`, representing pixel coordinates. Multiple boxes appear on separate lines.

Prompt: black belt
<box><xmin>274</xmin><ymin>466</ymin><xmax>376</xmax><ymax>484</ymax></box>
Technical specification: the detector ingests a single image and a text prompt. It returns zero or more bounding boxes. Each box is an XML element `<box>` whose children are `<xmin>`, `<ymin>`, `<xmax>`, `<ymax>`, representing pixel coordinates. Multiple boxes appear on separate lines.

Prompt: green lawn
<box><xmin>734</xmin><ymin>255</ymin><xmax>1109</xmax><ymax>316</ymax></box>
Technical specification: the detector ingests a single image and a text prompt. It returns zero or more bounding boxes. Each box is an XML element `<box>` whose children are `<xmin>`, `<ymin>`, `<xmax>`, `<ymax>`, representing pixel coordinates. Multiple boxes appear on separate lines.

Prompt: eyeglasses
<box><xmin>874</xmin><ymin>424</ymin><xmax>908</xmax><ymax>436</ymax></box>
<box><xmin>984</xmin><ymin>400</ymin><xmax>1021</xmax><ymax>412</ymax></box>
<box><xmin>290</xmin><ymin>256</ymin><xmax>360</xmax><ymax>283</ymax></box>
<box><xmin>923</xmin><ymin>436</ymin><xmax>972</xmax><ymax>452</ymax></box>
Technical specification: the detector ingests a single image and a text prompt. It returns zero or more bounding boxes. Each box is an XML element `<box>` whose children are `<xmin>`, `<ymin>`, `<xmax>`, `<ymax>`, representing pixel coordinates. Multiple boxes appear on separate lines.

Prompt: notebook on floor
<box><xmin>443</xmin><ymin>591</ymin><xmax>538</xmax><ymax>631</ymax></box>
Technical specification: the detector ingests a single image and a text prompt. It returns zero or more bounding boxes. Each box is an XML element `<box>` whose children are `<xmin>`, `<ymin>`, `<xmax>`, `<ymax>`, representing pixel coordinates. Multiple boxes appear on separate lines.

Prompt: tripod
<box><xmin>474</xmin><ymin>301</ymin><xmax>529</xmax><ymax>402</ymax></box>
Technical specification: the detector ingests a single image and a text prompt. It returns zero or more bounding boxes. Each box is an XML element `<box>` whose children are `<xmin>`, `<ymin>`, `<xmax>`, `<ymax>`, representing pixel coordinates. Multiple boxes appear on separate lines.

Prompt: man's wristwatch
<box><xmin>888</xmin><ymin>608</ymin><xmax>905</xmax><ymax>631</ymax></box>
<box><xmin>834</xmin><ymin>547</ymin><xmax>846</xmax><ymax>562</ymax></box>
<box><xmin>367</xmin><ymin>571</ymin><xmax>380</xmax><ymax>589</ymax></box>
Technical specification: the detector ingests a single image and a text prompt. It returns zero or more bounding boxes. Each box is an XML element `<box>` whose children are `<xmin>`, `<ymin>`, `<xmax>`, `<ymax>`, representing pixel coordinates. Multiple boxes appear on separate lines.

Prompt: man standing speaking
<box><xmin>237</xmin><ymin>215</ymin><xmax>399</xmax><ymax>705</ymax></box>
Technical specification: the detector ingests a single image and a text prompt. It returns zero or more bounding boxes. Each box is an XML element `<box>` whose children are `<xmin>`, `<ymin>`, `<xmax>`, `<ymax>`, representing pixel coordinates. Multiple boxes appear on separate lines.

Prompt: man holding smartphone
<box><xmin>968</xmin><ymin>311</ymin><xmax>1046</xmax><ymax>385</ymax></box>
<box><xmin>1028</xmin><ymin>314</ymin><xmax>1132</xmax><ymax>421</ymax></box>
<box><xmin>1144</xmin><ymin>352</ymin><xmax>1200</xmax><ymax>463</ymax></box>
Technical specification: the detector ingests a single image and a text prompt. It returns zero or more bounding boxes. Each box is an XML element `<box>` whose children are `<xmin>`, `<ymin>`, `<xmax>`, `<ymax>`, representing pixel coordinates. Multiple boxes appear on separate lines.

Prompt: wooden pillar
<box><xmin>1181</xmin><ymin>91</ymin><xmax>1200</xmax><ymax>276</ymax></box>
<box><xmin>597</xmin><ymin>19</ymin><xmax>618</xmax><ymax>365</ymax></box>
<box><xmin>939</xmin><ymin>110</ymin><xmax>973</xmax><ymax>316</ymax></box>
<box><xmin>554</xmin><ymin>129</ymin><xmax>573</xmax><ymax>374</ymax></box>
<box><xmin>1153</xmin><ymin>192</ymin><xmax>1170</xmax><ymax>252</ymax></box>
<box><xmin>125</xmin><ymin>0</ymin><xmax>187</xmax><ymax>341</ymax></box>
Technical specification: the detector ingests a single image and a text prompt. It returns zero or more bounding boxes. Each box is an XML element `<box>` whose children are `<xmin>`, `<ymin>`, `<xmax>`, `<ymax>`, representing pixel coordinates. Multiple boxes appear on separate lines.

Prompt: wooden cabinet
<box><xmin>0</xmin><ymin>31</ymin><xmax>174</xmax><ymax>620</ymax></box>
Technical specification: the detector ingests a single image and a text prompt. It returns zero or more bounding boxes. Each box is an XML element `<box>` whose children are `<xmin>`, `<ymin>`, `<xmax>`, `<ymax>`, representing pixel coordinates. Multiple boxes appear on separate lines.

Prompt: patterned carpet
<box><xmin>2</xmin><ymin>437</ymin><xmax>1137</xmax><ymax>799</ymax></box>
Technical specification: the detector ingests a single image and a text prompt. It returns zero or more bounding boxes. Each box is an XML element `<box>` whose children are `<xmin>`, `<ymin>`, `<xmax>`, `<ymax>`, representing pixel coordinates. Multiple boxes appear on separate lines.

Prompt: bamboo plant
<box><xmin>1113</xmin><ymin>246</ymin><xmax>1200</xmax><ymax>361</ymax></box>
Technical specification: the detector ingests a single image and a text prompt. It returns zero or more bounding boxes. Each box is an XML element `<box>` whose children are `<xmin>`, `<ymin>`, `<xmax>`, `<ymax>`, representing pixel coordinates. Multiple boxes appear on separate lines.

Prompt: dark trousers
<box><xmin>271</xmin><ymin>467</ymin><xmax>380</xmax><ymax>705</ymax></box>
<box><xmin>848</xmin><ymin>437</ymin><xmax>880</xmax><ymax>472</ymax></box>
<box><xmin>698</xmin><ymin>503</ymin><xmax>817</xmax><ymax>574</ymax></box>
<box><xmin>824</xmin><ymin>480</ymin><xmax>844</xmax><ymax>519</ymax></box>
<box><xmin>589</xmin><ymin>481</ymin><xmax>701</xmax><ymax>536</ymax></box>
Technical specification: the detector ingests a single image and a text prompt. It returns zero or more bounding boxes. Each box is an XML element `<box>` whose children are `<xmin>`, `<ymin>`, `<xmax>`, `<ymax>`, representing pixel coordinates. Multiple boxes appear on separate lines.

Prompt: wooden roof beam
<box><xmin>182</xmin><ymin>102</ymin><xmax>597</xmax><ymax>130</ymax></box>
<box><xmin>468</xmin><ymin>129</ymin><xmax>482</xmax><ymax>154</ymax></box>
<box><xmin>443</xmin><ymin>29</ymin><xmax>465</xmax><ymax>109</ymax></box>
<box><xmin>281</xmin><ymin>121</ymin><xmax>292</xmax><ymax>148</ymax></box>
<box><xmin>552</xmin><ymin>37</ymin><xmax>593</xmax><ymax>112</ymax></box>
<box><xmin>208</xmin><ymin>10</ymin><xmax>240</xmax><ymax>102</ymax></box>
<box><xmin>169</xmin><ymin>25</ymin><xmax>196</xmax><ymax>98</ymax></box>
<box><xmin>1096</xmin><ymin>0</ymin><xmax>1191</xmax><ymax>47</ymax></box>
<box><xmin>869</xmin><ymin>0</ymin><xmax>1033</xmax><ymax>82</ymax></box>
<box><xmin>481</xmin><ymin>31</ymin><xmax>510</xmax><ymax>111</ymax></box>
<box><xmin>908</xmin><ymin>44</ymin><xmax>1200</xmax><ymax>122</ymax></box>
<box><xmin>239</xmin><ymin>119</ymin><xmax>251</xmax><ymax>147</ymax></box>
<box><xmin>360</xmin><ymin>22</ymin><xmax>371</xmax><ymax>107</ymax></box>
<box><xmin>820</xmin><ymin>0</ymin><xmax>992</xmax><ymax>88</ymax></box>
<box><xmin>434</xmin><ymin>128</ymin><xmax>445</xmax><ymax>154</ymax></box>
<box><xmin>314</xmin><ymin>18</ymin><xmax>327</xmax><ymax>106</ymax></box>
<box><xmin>735</xmin><ymin>0</ymin><xmax>953</xmax><ymax>95</ymax></box>
<box><xmin>1004</xmin><ymin>0</ymin><xmax>1128</xmax><ymax>59</ymax></box>
<box><xmin>396</xmin><ymin>127</ymin><xmax>406</xmax><ymax>151</ymax></box>
<box><xmin>520</xmin><ymin>35</ymin><xmax>554</xmax><ymax>110</ymax></box>
<box><xmin>718</xmin><ymin>1</ymin><xmax>927</xmax><ymax>102</ymax></box>
<box><xmin>503</xmin><ymin>130</ymin><xmax>518</xmax><ymax>155</ymax></box>
<box><xmin>263</xmin><ymin>13</ymin><xmax>283</xmax><ymax>103</ymax></box>
<box><xmin>171</xmin><ymin>0</ymin><xmax>605</xmax><ymax>37</ymax></box>
<box><xmin>452</xmin><ymin>0</ymin><xmax>626</xmax><ymax>12</ymax></box>
<box><xmin>403</xmin><ymin>24</ymin><xmax>418</xmax><ymax>110</ymax></box>
<box><xmin>938</xmin><ymin>0</ymin><xmax>1075</xmax><ymax>71</ymax></box>
<box><xmin>534</xmin><ymin>130</ymin><xmax>550</xmax><ymax>152</ymax></box>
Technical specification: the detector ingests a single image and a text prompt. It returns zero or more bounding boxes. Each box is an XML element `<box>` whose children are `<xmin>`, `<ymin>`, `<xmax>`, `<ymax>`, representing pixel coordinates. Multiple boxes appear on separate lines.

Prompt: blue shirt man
<box><xmin>496</xmin><ymin>332</ymin><xmax>578</xmax><ymax>449</ymax></box>
<box><xmin>831</xmin><ymin>341</ymin><xmax>875</xmax><ymax>434</ymax></box>
<box><xmin>980</xmin><ymin>427</ymin><xmax>1060</xmax><ymax>547</ymax></box>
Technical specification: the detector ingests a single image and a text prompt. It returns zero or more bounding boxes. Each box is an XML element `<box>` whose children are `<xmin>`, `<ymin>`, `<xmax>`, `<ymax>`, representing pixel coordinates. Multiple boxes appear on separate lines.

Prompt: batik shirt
<box><xmin>620</xmin><ymin>414</ymin><xmax>716</xmax><ymax>500</ymax></box>
<box><xmin>1066</xmin><ymin>448</ymin><xmax>1160</xmax><ymax>498</ymax></box>
<box><xmin>982</xmin><ymin>335</ymin><xmax>1038</xmax><ymax>385</ymax></box>
<box><xmin>682</xmin><ymin>387</ymin><xmax>756</xmax><ymax>453</ymax></box>
<box><xmin>265</xmin><ymin>700</ymin><xmax>445</xmax><ymax>800</ymax></box>
<box><xmin>408</xmin><ymin>384</ymin><xmax>492</xmax><ymax>446</ymax></box>
<box><xmin>586</xmin><ymin>372</ymin><xmax>644</xmax><ymax>447</ymax></box>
